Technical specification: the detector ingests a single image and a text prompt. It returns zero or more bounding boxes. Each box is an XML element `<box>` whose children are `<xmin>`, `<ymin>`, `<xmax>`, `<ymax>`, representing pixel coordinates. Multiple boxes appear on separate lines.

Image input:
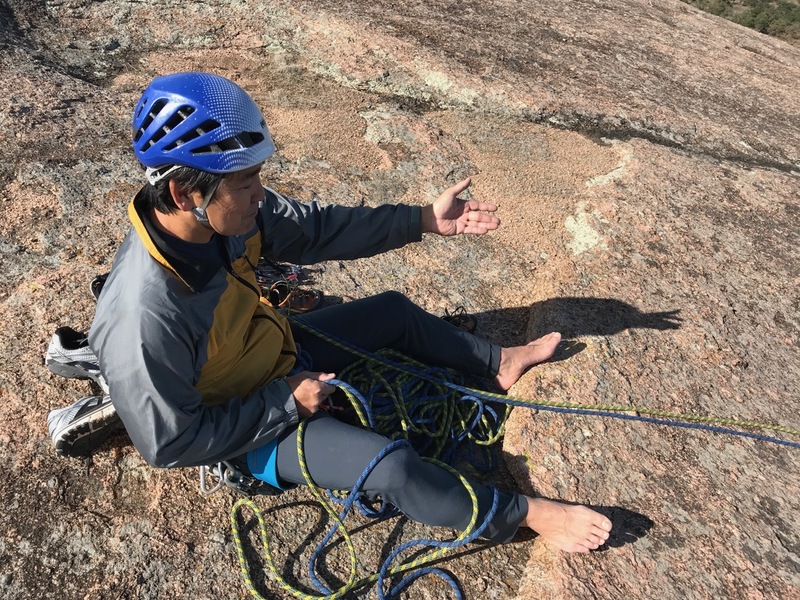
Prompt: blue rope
<box><xmin>528</xmin><ymin>405</ymin><xmax>800</xmax><ymax>449</ymax></box>
<box><xmin>377</xmin><ymin>487</ymin><xmax>500</xmax><ymax>600</ymax></box>
<box><xmin>307</xmin><ymin>439</ymin><xmax>409</xmax><ymax>595</ymax></box>
<box><xmin>304</xmin><ymin>378</ymin><xmax>501</xmax><ymax>599</ymax></box>
<box><xmin>249</xmin><ymin>318</ymin><xmax>798</xmax><ymax>600</ymax></box>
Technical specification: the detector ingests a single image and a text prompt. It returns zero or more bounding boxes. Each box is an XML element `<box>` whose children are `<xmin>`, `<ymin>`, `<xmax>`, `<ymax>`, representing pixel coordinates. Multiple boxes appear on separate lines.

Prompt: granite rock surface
<box><xmin>0</xmin><ymin>0</ymin><xmax>798</xmax><ymax>598</ymax></box>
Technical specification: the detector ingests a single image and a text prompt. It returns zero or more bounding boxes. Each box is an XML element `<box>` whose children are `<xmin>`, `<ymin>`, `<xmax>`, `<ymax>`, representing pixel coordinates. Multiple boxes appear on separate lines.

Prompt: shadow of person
<box><xmin>527</xmin><ymin>297</ymin><xmax>682</xmax><ymax>338</ymax></box>
<box><xmin>548</xmin><ymin>338</ymin><xmax>587</xmax><ymax>363</ymax></box>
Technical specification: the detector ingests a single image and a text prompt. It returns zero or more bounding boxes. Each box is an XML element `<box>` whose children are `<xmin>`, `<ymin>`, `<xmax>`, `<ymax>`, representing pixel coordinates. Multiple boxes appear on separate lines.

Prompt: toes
<box><xmin>544</xmin><ymin>332</ymin><xmax>562</xmax><ymax>344</ymax></box>
<box><xmin>529</xmin><ymin>331</ymin><xmax>561</xmax><ymax>346</ymax></box>
<box><xmin>591</xmin><ymin>523</ymin><xmax>612</xmax><ymax>538</ymax></box>
<box><xmin>587</xmin><ymin>533</ymin><xmax>607</xmax><ymax>547</ymax></box>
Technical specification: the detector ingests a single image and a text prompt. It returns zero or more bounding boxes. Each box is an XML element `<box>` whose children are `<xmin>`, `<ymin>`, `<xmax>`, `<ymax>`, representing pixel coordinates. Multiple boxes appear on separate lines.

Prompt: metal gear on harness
<box><xmin>199</xmin><ymin>461</ymin><xmax>282</xmax><ymax>497</ymax></box>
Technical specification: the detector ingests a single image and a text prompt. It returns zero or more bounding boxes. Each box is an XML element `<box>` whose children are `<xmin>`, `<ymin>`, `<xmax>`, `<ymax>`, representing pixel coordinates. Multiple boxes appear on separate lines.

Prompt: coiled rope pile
<box><xmin>230</xmin><ymin>319</ymin><xmax>800</xmax><ymax>599</ymax></box>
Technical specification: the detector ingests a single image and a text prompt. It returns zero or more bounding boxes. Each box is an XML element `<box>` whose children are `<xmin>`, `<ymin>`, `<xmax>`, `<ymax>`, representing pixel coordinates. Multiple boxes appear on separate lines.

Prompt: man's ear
<box><xmin>168</xmin><ymin>180</ymin><xmax>198</xmax><ymax>212</ymax></box>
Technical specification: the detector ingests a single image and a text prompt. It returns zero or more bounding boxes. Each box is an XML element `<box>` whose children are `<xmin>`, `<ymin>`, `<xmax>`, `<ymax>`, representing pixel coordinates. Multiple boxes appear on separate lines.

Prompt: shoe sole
<box><xmin>51</xmin><ymin>403</ymin><xmax>121</xmax><ymax>457</ymax></box>
<box><xmin>89</xmin><ymin>273</ymin><xmax>108</xmax><ymax>301</ymax></box>
<box><xmin>45</xmin><ymin>358</ymin><xmax>109</xmax><ymax>394</ymax></box>
<box><xmin>45</xmin><ymin>357</ymin><xmax>99</xmax><ymax>380</ymax></box>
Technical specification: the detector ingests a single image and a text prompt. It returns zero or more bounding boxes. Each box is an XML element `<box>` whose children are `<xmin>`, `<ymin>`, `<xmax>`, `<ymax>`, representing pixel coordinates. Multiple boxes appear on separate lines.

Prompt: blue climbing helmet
<box><xmin>132</xmin><ymin>72</ymin><xmax>275</xmax><ymax>177</ymax></box>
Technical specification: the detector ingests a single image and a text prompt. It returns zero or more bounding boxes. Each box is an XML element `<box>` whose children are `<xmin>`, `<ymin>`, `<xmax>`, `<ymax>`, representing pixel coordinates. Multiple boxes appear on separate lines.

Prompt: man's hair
<box><xmin>140</xmin><ymin>166</ymin><xmax>223</xmax><ymax>214</ymax></box>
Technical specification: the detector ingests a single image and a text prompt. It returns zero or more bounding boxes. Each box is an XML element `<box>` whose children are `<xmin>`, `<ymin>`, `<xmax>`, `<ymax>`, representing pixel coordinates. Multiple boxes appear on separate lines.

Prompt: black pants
<box><xmin>277</xmin><ymin>291</ymin><xmax>528</xmax><ymax>543</ymax></box>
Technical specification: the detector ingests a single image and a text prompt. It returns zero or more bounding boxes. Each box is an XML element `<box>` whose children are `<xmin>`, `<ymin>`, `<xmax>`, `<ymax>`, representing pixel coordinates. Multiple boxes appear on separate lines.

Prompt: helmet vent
<box><xmin>134</xmin><ymin>98</ymin><xmax>169</xmax><ymax>144</ymax></box>
<box><xmin>237</xmin><ymin>131</ymin><xmax>265</xmax><ymax>147</ymax></box>
<box><xmin>163</xmin><ymin>117</ymin><xmax>219</xmax><ymax>151</ymax></box>
<box><xmin>191</xmin><ymin>131</ymin><xmax>265</xmax><ymax>155</ymax></box>
<box><xmin>144</xmin><ymin>105</ymin><xmax>198</xmax><ymax>149</ymax></box>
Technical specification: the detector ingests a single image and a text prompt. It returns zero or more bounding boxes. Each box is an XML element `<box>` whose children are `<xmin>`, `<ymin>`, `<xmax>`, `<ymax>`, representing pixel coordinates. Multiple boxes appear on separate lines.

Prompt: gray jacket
<box><xmin>89</xmin><ymin>186</ymin><xmax>421</xmax><ymax>468</ymax></box>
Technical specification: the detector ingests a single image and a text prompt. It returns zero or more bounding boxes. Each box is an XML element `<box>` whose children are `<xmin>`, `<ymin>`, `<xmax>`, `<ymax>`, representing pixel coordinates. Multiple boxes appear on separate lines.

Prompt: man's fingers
<box><xmin>312</xmin><ymin>373</ymin><xmax>337</xmax><ymax>396</ymax></box>
<box><xmin>462</xmin><ymin>224</ymin><xmax>497</xmax><ymax>235</ymax></box>
<box><xmin>466</xmin><ymin>211</ymin><xmax>499</xmax><ymax>224</ymax></box>
<box><xmin>446</xmin><ymin>177</ymin><xmax>471</xmax><ymax>197</ymax></box>
<box><xmin>303</xmin><ymin>371</ymin><xmax>335</xmax><ymax>382</ymax></box>
<box><xmin>465</xmin><ymin>199</ymin><xmax>497</xmax><ymax>213</ymax></box>
<box><xmin>462</xmin><ymin>211</ymin><xmax>500</xmax><ymax>236</ymax></box>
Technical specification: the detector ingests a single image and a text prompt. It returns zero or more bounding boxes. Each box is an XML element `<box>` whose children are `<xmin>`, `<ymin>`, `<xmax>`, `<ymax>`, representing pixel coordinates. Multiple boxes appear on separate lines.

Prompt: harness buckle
<box><xmin>198</xmin><ymin>461</ymin><xmax>282</xmax><ymax>496</ymax></box>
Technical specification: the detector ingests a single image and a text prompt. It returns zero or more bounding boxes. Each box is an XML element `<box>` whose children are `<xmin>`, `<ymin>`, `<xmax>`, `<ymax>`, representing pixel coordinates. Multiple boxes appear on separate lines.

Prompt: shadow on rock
<box><xmin>548</xmin><ymin>338</ymin><xmax>588</xmax><ymax>363</ymax></box>
<box><xmin>233</xmin><ymin>499</ymin><xmax>330</xmax><ymax>596</ymax></box>
<box><xmin>473</xmin><ymin>297</ymin><xmax>682</xmax><ymax>351</ymax></box>
<box><xmin>590</xmin><ymin>505</ymin><xmax>655</xmax><ymax>550</ymax></box>
<box><xmin>511</xmin><ymin>503</ymin><xmax>654</xmax><ymax>551</ymax></box>
<box><xmin>528</xmin><ymin>297</ymin><xmax>682</xmax><ymax>338</ymax></box>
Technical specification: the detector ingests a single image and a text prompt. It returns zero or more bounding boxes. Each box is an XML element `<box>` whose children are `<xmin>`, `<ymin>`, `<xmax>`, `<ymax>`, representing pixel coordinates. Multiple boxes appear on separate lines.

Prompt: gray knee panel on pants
<box><xmin>274</xmin><ymin>413</ymin><xmax>527</xmax><ymax>542</ymax></box>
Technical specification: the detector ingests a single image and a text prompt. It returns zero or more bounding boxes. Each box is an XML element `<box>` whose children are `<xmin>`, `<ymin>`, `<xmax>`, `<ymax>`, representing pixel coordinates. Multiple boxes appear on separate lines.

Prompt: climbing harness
<box><xmin>227</xmin><ymin>318</ymin><xmax>799</xmax><ymax>600</ymax></box>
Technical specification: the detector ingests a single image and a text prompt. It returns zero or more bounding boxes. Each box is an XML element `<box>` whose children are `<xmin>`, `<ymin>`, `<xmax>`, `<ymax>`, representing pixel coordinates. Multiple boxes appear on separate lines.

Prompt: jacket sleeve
<box><xmin>91</xmin><ymin>296</ymin><xmax>299</xmax><ymax>469</ymax></box>
<box><xmin>259</xmin><ymin>188</ymin><xmax>423</xmax><ymax>264</ymax></box>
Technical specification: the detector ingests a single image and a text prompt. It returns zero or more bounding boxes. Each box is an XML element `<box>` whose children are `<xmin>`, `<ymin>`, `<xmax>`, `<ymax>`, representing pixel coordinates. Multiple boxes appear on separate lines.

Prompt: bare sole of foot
<box><xmin>525</xmin><ymin>497</ymin><xmax>612</xmax><ymax>553</ymax></box>
<box><xmin>495</xmin><ymin>332</ymin><xmax>562</xmax><ymax>391</ymax></box>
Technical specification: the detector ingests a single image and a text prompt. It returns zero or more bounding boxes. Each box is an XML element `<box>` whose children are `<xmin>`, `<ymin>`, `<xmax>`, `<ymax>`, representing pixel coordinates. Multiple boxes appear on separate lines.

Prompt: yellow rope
<box><xmin>229</xmin><ymin>319</ymin><xmax>799</xmax><ymax>598</ymax></box>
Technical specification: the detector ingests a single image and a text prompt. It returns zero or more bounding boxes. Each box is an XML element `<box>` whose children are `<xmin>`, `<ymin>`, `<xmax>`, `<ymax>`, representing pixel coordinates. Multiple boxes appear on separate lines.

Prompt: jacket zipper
<box><xmin>216</xmin><ymin>236</ymin><xmax>262</xmax><ymax>299</ymax></box>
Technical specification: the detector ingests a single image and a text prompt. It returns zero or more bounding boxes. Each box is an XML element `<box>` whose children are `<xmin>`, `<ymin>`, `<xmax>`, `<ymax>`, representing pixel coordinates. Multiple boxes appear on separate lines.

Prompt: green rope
<box><xmin>230</xmin><ymin>319</ymin><xmax>799</xmax><ymax>599</ymax></box>
<box><xmin>230</xmin><ymin>420</ymin><xmax>483</xmax><ymax>599</ymax></box>
<box><xmin>292</xmin><ymin>319</ymin><xmax>800</xmax><ymax>440</ymax></box>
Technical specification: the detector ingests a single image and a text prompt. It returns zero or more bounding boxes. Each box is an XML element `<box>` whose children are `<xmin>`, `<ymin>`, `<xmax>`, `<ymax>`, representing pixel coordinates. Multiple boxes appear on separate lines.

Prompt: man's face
<box><xmin>204</xmin><ymin>163</ymin><xmax>265</xmax><ymax>236</ymax></box>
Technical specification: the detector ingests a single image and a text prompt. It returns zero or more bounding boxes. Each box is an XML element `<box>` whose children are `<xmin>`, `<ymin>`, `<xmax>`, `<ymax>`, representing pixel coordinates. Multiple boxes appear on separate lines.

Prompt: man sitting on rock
<box><xmin>47</xmin><ymin>72</ymin><xmax>612</xmax><ymax>552</ymax></box>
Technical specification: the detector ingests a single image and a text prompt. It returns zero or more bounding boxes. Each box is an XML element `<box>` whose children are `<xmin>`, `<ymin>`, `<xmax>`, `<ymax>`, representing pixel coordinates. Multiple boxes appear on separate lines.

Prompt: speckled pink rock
<box><xmin>0</xmin><ymin>0</ymin><xmax>797</xmax><ymax>598</ymax></box>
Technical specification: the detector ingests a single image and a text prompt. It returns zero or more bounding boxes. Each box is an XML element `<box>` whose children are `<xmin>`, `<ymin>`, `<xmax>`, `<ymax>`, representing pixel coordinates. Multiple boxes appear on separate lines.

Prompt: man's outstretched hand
<box><xmin>421</xmin><ymin>177</ymin><xmax>500</xmax><ymax>236</ymax></box>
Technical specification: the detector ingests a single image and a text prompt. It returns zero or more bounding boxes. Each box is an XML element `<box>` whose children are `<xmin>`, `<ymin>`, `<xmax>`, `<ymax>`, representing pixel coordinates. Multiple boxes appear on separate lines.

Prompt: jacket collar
<box><xmin>128</xmin><ymin>187</ymin><xmax>225</xmax><ymax>292</ymax></box>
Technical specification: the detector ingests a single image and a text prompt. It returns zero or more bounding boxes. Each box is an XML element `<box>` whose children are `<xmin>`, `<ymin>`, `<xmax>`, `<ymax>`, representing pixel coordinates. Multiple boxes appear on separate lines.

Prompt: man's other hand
<box><xmin>286</xmin><ymin>371</ymin><xmax>336</xmax><ymax>418</ymax></box>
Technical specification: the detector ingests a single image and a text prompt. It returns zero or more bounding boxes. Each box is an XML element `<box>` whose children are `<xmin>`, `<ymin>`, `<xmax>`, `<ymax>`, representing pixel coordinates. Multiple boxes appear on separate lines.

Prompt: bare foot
<box><xmin>495</xmin><ymin>332</ymin><xmax>562</xmax><ymax>391</ymax></box>
<box><xmin>524</xmin><ymin>497</ymin><xmax>612</xmax><ymax>553</ymax></box>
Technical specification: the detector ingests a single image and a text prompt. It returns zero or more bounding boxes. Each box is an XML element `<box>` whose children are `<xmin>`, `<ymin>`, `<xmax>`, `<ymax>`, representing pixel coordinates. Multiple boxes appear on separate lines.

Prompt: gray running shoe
<box><xmin>45</xmin><ymin>326</ymin><xmax>109</xmax><ymax>393</ymax></box>
<box><xmin>47</xmin><ymin>395</ymin><xmax>122</xmax><ymax>457</ymax></box>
